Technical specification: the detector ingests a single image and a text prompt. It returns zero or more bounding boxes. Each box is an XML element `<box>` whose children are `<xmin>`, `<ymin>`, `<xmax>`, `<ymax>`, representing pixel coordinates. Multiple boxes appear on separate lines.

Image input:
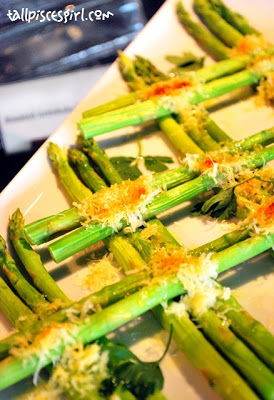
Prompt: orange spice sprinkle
<box><xmin>250</xmin><ymin>198</ymin><xmax>274</xmax><ymax>230</ymax></box>
<box><xmin>149</xmin><ymin>245</ymin><xmax>199</xmax><ymax>278</ymax></box>
<box><xmin>75</xmin><ymin>176</ymin><xmax>160</xmax><ymax>230</ymax></box>
<box><xmin>141</xmin><ymin>78</ymin><xmax>193</xmax><ymax>100</ymax></box>
<box><xmin>231</xmin><ymin>34</ymin><xmax>269</xmax><ymax>56</ymax></box>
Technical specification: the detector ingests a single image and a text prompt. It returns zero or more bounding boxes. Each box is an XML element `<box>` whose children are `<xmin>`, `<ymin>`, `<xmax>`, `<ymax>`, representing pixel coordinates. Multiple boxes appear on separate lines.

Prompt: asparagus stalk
<box><xmin>9</xmin><ymin>209</ymin><xmax>70</xmax><ymax>304</ymax></box>
<box><xmin>176</xmin><ymin>1</ymin><xmax>231</xmax><ymax>59</ymax></box>
<box><xmin>0</xmin><ymin>276</ymin><xmax>33</xmax><ymax>329</ymax></box>
<box><xmin>231</xmin><ymin>127</ymin><xmax>274</xmax><ymax>150</ymax></box>
<box><xmin>23</xmin><ymin>164</ymin><xmax>199</xmax><ymax>246</ymax></box>
<box><xmin>214</xmin><ymin>294</ymin><xmax>274</xmax><ymax>370</ymax></box>
<box><xmin>81</xmin><ymin>52</ymin><xmax>265</xmax><ymax>121</ymax></box>
<box><xmin>79</xmin><ymin>65</ymin><xmax>274</xmax><ymax>139</ymax></box>
<box><xmin>23</xmin><ymin>206</ymin><xmax>84</xmax><ymax>246</ymax></box>
<box><xmin>134</xmin><ymin>54</ymin><xmax>169</xmax><ymax>84</ymax></box>
<box><xmin>193</xmin><ymin>305</ymin><xmax>274</xmax><ymax>399</ymax></box>
<box><xmin>82</xmin><ymin>92</ymin><xmax>139</xmax><ymax>119</ymax></box>
<box><xmin>48</xmin><ymin>146</ymin><xmax>274</xmax><ymax>262</ymax></box>
<box><xmin>128</xmin><ymin>220</ymin><xmax>274</xmax><ymax>389</ymax></box>
<box><xmin>189</xmin><ymin>225</ymin><xmax>251</xmax><ymax>256</ymax></box>
<box><xmin>118</xmin><ymin>51</ymin><xmax>204</xmax><ymax>155</ymax></box>
<box><xmin>77</xmin><ymin>136</ymin><xmax>123</xmax><ymax>185</ymax></box>
<box><xmin>120</xmin><ymin>51</ymin><xmax>232</xmax><ymax>148</ymax></box>
<box><xmin>200</xmin><ymin>111</ymin><xmax>233</xmax><ymax>143</ymax></box>
<box><xmin>158</xmin><ymin>116</ymin><xmax>204</xmax><ymax>154</ymax></box>
<box><xmin>0</xmin><ymin>236</ymin><xmax>48</xmax><ymax>314</ymax></box>
<box><xmin>24</xmin><ymin>132</ymin><xmax>274</xmax><ymax>247</ymax></box>
<box><xmin>129</xmin><ymin>218</ymin><xmax>274</xmax><ymax>370</ymax></box>
<box><xmin>48</xmin><ymin>142</ymin><xmax>90</xmax><ymax>203</ymax></box>
<box><xmin>193</xmin><ymin>0</ymin><xmax>243</xmax><ymax>47</ymax></box>
<box><xmin>154</xmin><ymin>305</ymin><xmax>259</xmax><ymax>400</ymax></box>
<box><xmin>178</xmin><ymin>108</ymin><xmax>220</xmax><ymax>151</ymax></box>
<box><xmin>117</xmin><ymin>50</ymin><xmax>148</xmax><ymax>91</ymax></box>
<box><xmin>1</xmin><ymin>234</ymin><xmax>273</xmax><ymax>392</ymax></box>
<box><xmin>208</xmin><ymin>0</ymin><xmax>261</xmax><ymax>36</ymax></box>
<box><xmin>68</xmin><ymin>148</ymin><xmax>107</xmax><ymax>192</ymax></box>
<box><xmin>0</xmin><ymin>269</ymin><xmax>149</xmax><ymax>361</ymax></box>
<box><xmin>46</xmin><ymin>136</ymin><xmax>272</xmax><ymax>393</ymax></box>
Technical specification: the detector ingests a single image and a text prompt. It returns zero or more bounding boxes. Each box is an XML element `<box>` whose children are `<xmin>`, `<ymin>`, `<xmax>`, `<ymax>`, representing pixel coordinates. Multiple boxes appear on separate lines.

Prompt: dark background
<box><xmin>0</xmin><ymin>0</ymin><xmax>165</xmax><ymax>192</ymax></box>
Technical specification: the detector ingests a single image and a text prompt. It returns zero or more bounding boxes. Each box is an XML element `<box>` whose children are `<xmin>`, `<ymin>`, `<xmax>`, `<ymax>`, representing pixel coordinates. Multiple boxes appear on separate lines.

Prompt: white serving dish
<box><xmin>0</xmin><ymin>1</ymin><xmax>273</xmax><ymax>398</ymax></box>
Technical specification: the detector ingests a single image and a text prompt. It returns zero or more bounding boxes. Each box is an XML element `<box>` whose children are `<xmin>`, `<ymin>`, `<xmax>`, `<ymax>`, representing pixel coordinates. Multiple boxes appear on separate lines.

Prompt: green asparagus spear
<box><xmin>118</xmin><ymin>51</ymin><xmax>204</xmax><ymax>155</ymax></box>
<box><xmin>68</xmin><ymin>148</ymin><xmax>107</xmax><ymax>192</ymax></box>
<box><xmin>77</xmin><ymin>136</ymin><xmax>123</xmax><ymax>185</ymax></box>
<box><xmin>0</xmin><ymin>276</ymin><xmax>33</xmax><ymax>330</ymax></box>
<box><xmin>118</xmin><ymin>50</ymin><xmax>147</xmax><ymax>91</ymax></box>
<box><xmin>176</xmin><ymin>1</ymin><xmax>231</xmax><ymax>59</ymax></box>
<box><xmin>0</xmin><ymin>269</ymin><xmax>149</xmax><ymax>361</ymax></box>
<box><xmin>208</xmin><ymin>0</ymin><xmax>261</xmax><ymax>36</ymax></box>
<box><xmin>24</xmin><ymin>133</ymin><xmax>274</xmax><ymax>247</ymax></box>
<box><xmin>79</xmin><ymin>64</ymin><xmax>274</xmax><ymax>139</ymax></box>
<box><xmin>48</xmin><ymin>142</ymin><xmax>90</xmax><ymax>203</ymax></box>
<box><xmin>1</xmin><ymin>233</ymin><xmax>273</xmax><ymax>392</ymax></box>
<box><xmin>178</xmin><ymin>107</ymin><xmax>220</xmax><ymax>151</ymax></box>
<box><xmin>158</xmin><ymin>116</ymin><xmax>204</xmax><ymax>154</ymax></box>
<box><xmin>128</xmin><ymin>219</ymin><xmax>274</xmax><ymax>381</ymax></box>
<box><xmin>0</xmin><ymin>236</ymin><xmax>48</xmax><ymax>314</ymax></box>
<box><xmin>9</xmin><ymin>209</ymin><xmax>70</xmax><ymax>304</ymax></box>
<box><xmin>214</xmin><ymin>294</ymin><xmax>274</xmax><ymax>370</ymax></box>
<box><xmin>48</xmin><ymin>146</ymin><xmax>274</xmax><ymax>262</ymax></box>
<box><xmin>193</xmin><ymin>0</ymin><xmax>243</xmax><ymax>47</ymax></box>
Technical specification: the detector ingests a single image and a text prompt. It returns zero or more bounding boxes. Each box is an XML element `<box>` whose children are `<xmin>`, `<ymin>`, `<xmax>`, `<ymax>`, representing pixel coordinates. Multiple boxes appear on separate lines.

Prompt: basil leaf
<box><xmin>110</xmin><ymin>157</ymin><xmax>142</xmax><ymax>181</ymax></box>
<box><xmin>144</xmin><ymin>156</ymin><xmax>174</xmax><ymax>173</ymax></box>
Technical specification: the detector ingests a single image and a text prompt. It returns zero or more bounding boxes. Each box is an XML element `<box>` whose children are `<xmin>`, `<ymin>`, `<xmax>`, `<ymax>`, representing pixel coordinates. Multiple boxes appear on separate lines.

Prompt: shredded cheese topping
<box><xmin>75</xmin><ymin>176</ymin><xmax>161</xmax><ymax>232</ymax></box>
<box><xmin>233</xmin><ymin>167</ymin><xmax>274</xmax><ymax>233</ymax></box>
<box><xmin>50</xmin><ymin>342</ymin><xmax>109</xmax><ymax>399</ymax></box>
<box><xmin>148</xmin><ymin>245</ymin><xmax>230</xmax><ymax>317</ymax></box>
<box><xmin>183</xmin><ymin>149</ymin><xmax>251</xmax><ymax>189</ymax></box>
<box><xmin>76</xmin><ymin>253</ymin><xmax>121</xmax><ymax>293</ymax></box>
<box><xmin>22</xmin><ymin>342</ymin><xmax>109</xmax><ymax>399</ymax></box>
<box><xmin>178</xmin><ymin>105</ymin><xmax>208</xmax><ymax>134</ymax></box>
<box><xmin>231</xmin><ymin>34</ymin><xmax>269</xmax><ymax>57</ymax></box>
<box><xmin>244</xmin><ymin>197</ymin><xmax>274</xmax><ymax>235</ymax></box>
<box><xmin>10</xmin><ymin>323</ymin><xmax>77</xmax><ymax>385</ymax></box>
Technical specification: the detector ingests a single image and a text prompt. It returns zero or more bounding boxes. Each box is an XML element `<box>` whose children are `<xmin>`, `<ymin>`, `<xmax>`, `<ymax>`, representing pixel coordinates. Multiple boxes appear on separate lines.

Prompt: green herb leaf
<box><xmin>193</xmin><ymin>187</ymin><xmax>237</xmax><ymax>220</ymax></box>
<box><xmin>166</xmin><ymin>51</ymin><xmax>205</xmax><ymax>73</ymax></box>
<box><xmin>99</xmin><ymin>326</ymin><xmax>173</xmax><ymax>398</ymax></box>
<box><xmin>110</xmin><ymin>157</ymin><xmax>142</xmax><ymax>181</ymax></box>
<box><xmin>144</xmin><ymin>156</ymin><xmax>174</xmax><ymax>173</ymax></box>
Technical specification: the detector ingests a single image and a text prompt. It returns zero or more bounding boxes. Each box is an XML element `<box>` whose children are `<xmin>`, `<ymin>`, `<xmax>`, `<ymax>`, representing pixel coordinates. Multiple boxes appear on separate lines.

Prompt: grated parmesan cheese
<box><xmin>183</xmin><ymin>148</ymin><xmax>253</xmax><ymax>189</ymax></box>
<box><xmin>51</xmin><ymin>342</ymin><xmax>109</xmax><ymax>398</ymax></box>
<box><xmin>75</xmin><ymin>176</ymin><xmax>161</xmax><ymax>232</ymax></box>
<box><xmin>10</xmin><ymin>323</ymin><xmax>77</xmax><ymax>385</ymax></box>
<box><xmin>231</xmin><ymin>35</ymin><xmax>270</xmax><ymax>57</ymax></box>
<box><xmin>148</xmin><ymin>245</ymin><xmax>230</xmax><ymax>317</ymax></box>
<box><xmin>244</xmin><ymin>197</ymin><xmax>274</xmax><ymax>236</ymax></box>
<box><xmin>75</xmin><ymin>253</ymin><xmax>121</xmax><ymax>294</ymax></box>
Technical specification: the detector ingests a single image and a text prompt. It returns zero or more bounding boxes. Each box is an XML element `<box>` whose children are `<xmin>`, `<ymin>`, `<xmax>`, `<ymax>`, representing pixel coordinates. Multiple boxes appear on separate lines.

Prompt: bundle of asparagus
<box><xmin>0</xmin><ymin>136</ymin><xmax>273</xmax><ymax>399</ymax></box>
<box><xmin>0</xmin><ymin>1</ymin><xmax>273</xmax><ymax>399</ymax></box>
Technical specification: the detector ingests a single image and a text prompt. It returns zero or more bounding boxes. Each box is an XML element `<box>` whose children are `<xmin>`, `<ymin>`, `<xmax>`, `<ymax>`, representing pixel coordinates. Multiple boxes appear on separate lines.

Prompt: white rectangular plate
<box><xmin>0</xmin><ymin>1</ymin><xmax>274</xmax><ymax>399</ymax></box>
